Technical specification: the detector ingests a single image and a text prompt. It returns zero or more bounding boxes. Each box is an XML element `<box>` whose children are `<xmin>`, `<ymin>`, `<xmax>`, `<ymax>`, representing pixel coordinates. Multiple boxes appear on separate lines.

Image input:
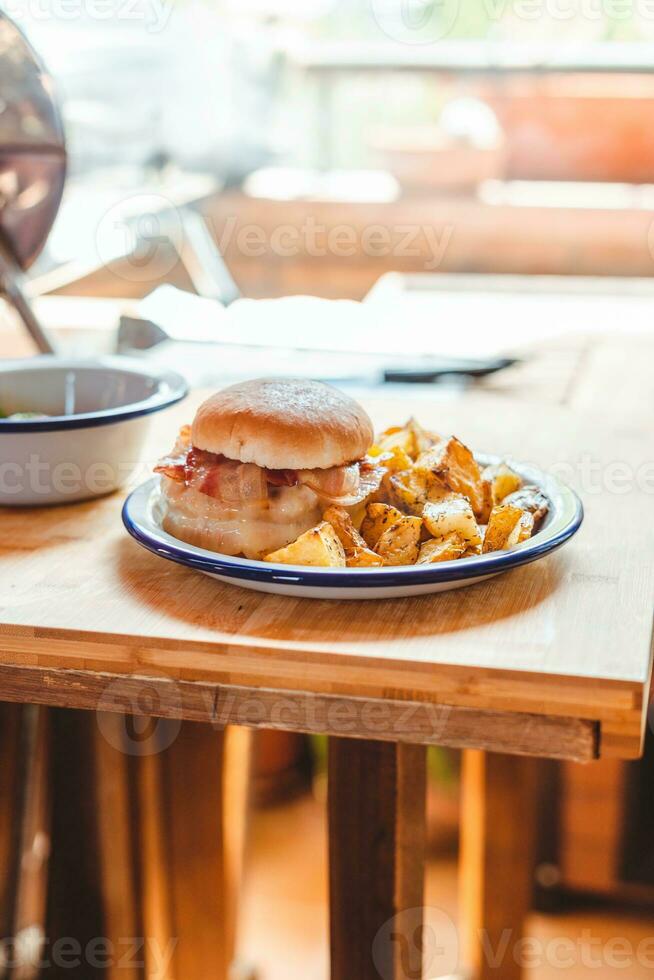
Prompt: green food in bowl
<box><xmin>0</xmin><ymin>409</ymin><xmax>50</xmax><ymax>420</ymax></box>
<box><xmin>9</xmin><ymin>412</ymin><xmax>50</xmax><ymax>420</ymax></box>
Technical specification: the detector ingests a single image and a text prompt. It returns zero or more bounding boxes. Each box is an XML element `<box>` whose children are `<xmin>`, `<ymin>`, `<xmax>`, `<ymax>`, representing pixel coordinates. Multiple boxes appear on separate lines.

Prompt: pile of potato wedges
<box><xmin>264</xmin><ymin>419</ymin><xmax>549</xmax><ymax>568</ymax></box>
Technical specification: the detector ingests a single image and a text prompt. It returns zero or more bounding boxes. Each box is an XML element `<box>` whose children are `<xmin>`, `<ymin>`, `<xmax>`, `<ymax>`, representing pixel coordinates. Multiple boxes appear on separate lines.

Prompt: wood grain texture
<box><xmin>559</xmin><ymin>757</ymin><xmax>626</xmax><ymax>893</ymax></box>
<box><xmin>0</xmin><ymin>703</ymin><xmax>23</xmax><ymax>942</ymax></box>
<box><xmin>157</xmin><ymin>722</ymin><xmax>251</xmax><ymax>980</ymax></box>
<box><xmin>60</xmin><ymin>714</ymin><xmax>250</xmax><ymax>980</ymax></box>
<box><xmin>45</xmin><ymin>710</ymin><xmax>105</xmax><ymax>979</ymax></box>
<box><xmin>459</xmin><ymin>750</ymin><xmax>539</xmax><ymax>980</ymax></box>
<box><xmin>328</xmin><ymin>739</ymin><xmax>426</xmax><ymax>980</ymax></box>
<box><xmin>12</xmin><ymin>705</ymin><xmax>51</xmax><ymax>977</ymax></box>
<box><xmin>138</xmin><ymin>740</ymin><xmax>177</xmax><ymax>980</ymax></box>
<box><xmin>0</xmin><ymin>705</ymin><xmax>50</xmax><ymax>977</ymax></box>
<box><xmin>92</xmin><ymin>713</ymin><xmax>141</xmax><ymax>980</ymax></box>
<box><xmin>0</xmin><ymin>344</ymin><xmax>652</xmax><ymax>759</ymax></box>
<box><xmin>0</xmin><ymin>663</ymin><xmax>598</xmax><ymax>761</ymax></box>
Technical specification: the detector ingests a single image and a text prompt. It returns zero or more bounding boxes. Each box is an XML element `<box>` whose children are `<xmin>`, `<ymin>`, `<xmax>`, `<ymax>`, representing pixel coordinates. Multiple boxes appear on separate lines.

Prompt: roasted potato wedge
<box><xmin>407</xmin><ymin>416</ymin><xmax>439</xmax><ymax>456</ymax></box>
<box><xmin>506</xmin><ymin>511</ymin><xmax>535</xmax><ymax>546</ymax></box>
<box><xmin>388</xmin><ymin>468</ymin><xmax>448</xmax><ymax>516</ymax></box>
<box><xmin>366</xmin><ymin>448</ymin><xmax>414</xmax><ymax>505</ymax></box>
<box><xmin>423</xmin><ymin>494</ymin><xmax>482</xmax><ymax>553</ymax></box>
<box><xmin>417</xmin><ymin>533</ymin><xmax>468</xmax><ymax>564</ymax></box>
<box><xmin>360</xmin><ymin>503</ymin><xmax>404</xmax><ymax>549</ymax></box>
<box><xmin>344</xmin><ymin>499</ymin><xmax>367</xmax><ymax>531</ymax></box>
<box><xmin>261</xmin><ymin>416</ymin><xmax>545</xmax><ymax>569</ymax></box>
<box><xmin>482</xmin><ymin>504</ymin><xmax>525</xmax><ymax>553</ymax></box>
<box><xmin>502</xmin><ymin>485</ymin><xmax>549</xmax><ymax>524</ymax></box>
<box><xmin>414</xmin><ymin>436</ymin><xmax>487</xmax><ymax>520</ymax></box>
<box><xmin>375</xmin><ymin>419</ymin><xmax>440</xmax><ymax>461</ymax></box>
<box><xmin>376</xmin><ymin>425</ymin><xmax>416</xmax><ymax>458</ymax></box>
<box><xmin>374</xmin><ymin>514</ymin><xmax>422</xmax><ymax>566</ymax></box>
<box><xmin>264</xmin><ymin>521</ymin><xmax>346</xmax><ymax>567</ymax></box>
<box><xmin>478</xmin><ymin>477</ymin><xmax>494</xmax><ymax>525</ymax></box>
<box><xmin>345</xmin><ymin>546</ymin><xmax>384</xmax><ymax>567</ymax></box>
<box><xmin>379</xmin><ymin>445</ymin><xmax>414</xmax><ymax>473</ymax></box>
<box><xmin>482</xmin><ymin>462</ymin><xmax>522</xmax><ymax>506</ymax></box>
<box><xmin>323</xmin><ymin>505</ymin><xmax>367</xmax><ymax>551</ymax></box>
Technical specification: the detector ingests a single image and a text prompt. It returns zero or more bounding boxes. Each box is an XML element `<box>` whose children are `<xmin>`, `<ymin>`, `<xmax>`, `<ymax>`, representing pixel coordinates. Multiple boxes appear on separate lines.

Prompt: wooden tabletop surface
<box><xmin>0</xmin><ymin>330</ymin><xmax>652</xmax><ymax>762</ymax></box>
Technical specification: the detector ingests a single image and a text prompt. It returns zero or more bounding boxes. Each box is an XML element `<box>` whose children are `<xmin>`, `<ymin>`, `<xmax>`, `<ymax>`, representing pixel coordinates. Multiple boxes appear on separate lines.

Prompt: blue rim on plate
<box><xmin>0</xmin><ymin>356</ymin><xmax>188</xmax><ymax>432</ymax></box>
<box><xmin>122</xmin><ymin>461</ymin><xmax>584</xmax><ymax>590</ymax></box>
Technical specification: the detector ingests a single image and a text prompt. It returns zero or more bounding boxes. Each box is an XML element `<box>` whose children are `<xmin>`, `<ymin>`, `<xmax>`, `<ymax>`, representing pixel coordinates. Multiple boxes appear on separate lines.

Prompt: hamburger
<box><xmin>154</xmin><ymin>378</ymin><xmax>383</xmax><ymax>559</ymax></box>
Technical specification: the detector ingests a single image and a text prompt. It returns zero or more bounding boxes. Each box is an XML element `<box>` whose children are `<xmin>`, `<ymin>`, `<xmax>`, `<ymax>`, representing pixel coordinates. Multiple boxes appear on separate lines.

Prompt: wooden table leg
<box><xmin>328</xmin><ymin>738</ymin><xmax>426</xmax><ymax>980</ymax></box>
<box><xmin>460</xmin><ymin>750</ymin><xmax>538</xmax><ymax>980</ymax></box>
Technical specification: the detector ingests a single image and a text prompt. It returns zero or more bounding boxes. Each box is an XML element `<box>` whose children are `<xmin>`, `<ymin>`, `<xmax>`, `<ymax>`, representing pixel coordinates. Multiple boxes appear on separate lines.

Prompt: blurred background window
<box><xmin>9</xmin><ymin>0</ymin><xmax>654</xmax><ymax>301</ymax></box>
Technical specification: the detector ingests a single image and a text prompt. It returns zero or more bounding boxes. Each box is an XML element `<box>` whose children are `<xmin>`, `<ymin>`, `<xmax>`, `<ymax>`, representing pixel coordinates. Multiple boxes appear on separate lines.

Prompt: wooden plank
<box><xmin>0</xmin><ymin>377</ymin><xmax>651</xmax><ymax>759</ymax></box>
<box><xmin>11</xmin><ymin>705</ymin><xmax>51</xmax><ymax>979</ymax></box>
<box><xmin>0</xmin><ymin>703</ymin><xmax>23</xmax><ymax>942</ymax></box>
<box><xmin>0</xmin><ymin>642</ymin><xmax>638</xmax><ymax>729</ymax></box>
<box><xmin>204</xmin><ymin>191</ymin><xmax>654</xmax><ymax>285</ymax></box>
<box><xmin>328</xmin><ymin>739</ymin><xmax>426</xmax><ymax>980</ymax></box>
<box><xmin>558</xmin><ymin>757</ymin><xmax>626</xmax><ymax>893</ymax></box>
<box><xmin>91</xmin><ymin>716</ymin><xmax>251</xmax><ymax>980</ymax></box>
<box><xmin>163</xmin><ymin>723</ymin><xmax>251</xmax><ymax>980</ymax></box>
<box><xmin>220</xmin><ymin>726</ymin><xmax>252</xmax><ymax>965</ymax></box>
<box><xmin>0</xmin><ymin>705</ymin><xmax>51</xmax><ymax>977</ymax></box>
<box><xmin>136</xmin><ymin>733</ymin><xmax>176</xmax><ymax>980</ymax></box>
<box><xmin>0</xmin><ymin>664</ymin><xmax>598</xmax><ymax>762</ymax></box>
<box><xmin>459</xmin><ymin>750</ymin><xmax>539</xmax><ymax>980</ymax></box>
<box><xmin>45</xmin><ymin>709</ymin><xmax>105</xmax><ymax>980</ymax></box>
<box><xmin>92</xmin><ymin>713</ymin><xmax>142</xmax><ymax>980</ymax></box>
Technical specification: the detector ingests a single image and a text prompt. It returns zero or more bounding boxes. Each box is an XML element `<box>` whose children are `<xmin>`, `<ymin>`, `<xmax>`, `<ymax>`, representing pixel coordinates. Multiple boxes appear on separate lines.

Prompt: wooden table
<box><xmin>0</xmin><ymin>331</ymin><xmax>652</xmax><ymax>979</ymax></box>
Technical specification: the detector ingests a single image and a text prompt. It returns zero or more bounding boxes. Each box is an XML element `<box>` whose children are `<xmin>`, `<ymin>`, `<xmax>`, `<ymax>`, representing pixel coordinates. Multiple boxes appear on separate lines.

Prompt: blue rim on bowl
<box><xmin>122</xmin><ymin>465</ymin><xmax>584</xmax><ymax>590</ymax></box>
<box><xmin>0</xmin><ymin>356</ymin><xmax>188</xmax><ymax>432</ymax></box>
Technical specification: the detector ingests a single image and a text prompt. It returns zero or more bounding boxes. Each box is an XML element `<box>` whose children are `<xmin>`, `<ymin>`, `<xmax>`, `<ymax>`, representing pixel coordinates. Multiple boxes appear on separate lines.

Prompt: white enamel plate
<box><xmin>122</xmin><ymin>456</ymin><xmax>583</xmax><ymax>601</ymax></box>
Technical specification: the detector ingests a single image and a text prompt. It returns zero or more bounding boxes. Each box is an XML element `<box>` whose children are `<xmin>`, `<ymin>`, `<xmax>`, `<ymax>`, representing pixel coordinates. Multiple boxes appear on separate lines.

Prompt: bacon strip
<box><xmin>154</xmin><ymin>428</ymin><xmax>378</xmax><ymax>505</ymax></box>
<box><xmin>153</xmin><ymin>425</ymin><xmax>194</xmax><ymax>483</ymax></box>
<box><xmin>305</xmin><ymin>462</ymin><xmax>384</xmax><ymax>506</ymax></box>
<box><xmin>153</xmin><ymin>453</ymin><xmax>187</xmax><ymax>483</ymax></box>
<box><xmin>266</xmin><ymin>469</ymin><xmax>299</xmax><ymax>488</ymax></box>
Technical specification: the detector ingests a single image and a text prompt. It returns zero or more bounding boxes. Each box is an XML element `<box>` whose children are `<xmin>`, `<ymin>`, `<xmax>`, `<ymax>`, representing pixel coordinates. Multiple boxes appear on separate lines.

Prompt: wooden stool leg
<box><xmin>0</xmin><ymin>703</ymin><xmax>24</xmax><ymax>943</ymax></box>
<box><xmin>460</xmin><ymin>750</ymin><xmax>538</xmax><ymax>980</ymax></box>
<box><xmin>0</xmin><ymin>703</ymin><xmax>51</xmax><ymax>979</ymax></box>
<box><xmin>156</xmin><ymin>721</ymin><xmax>252</xmax><ymax>980</ymax></box>
<box><xmin>93</xmin><ymin>712</ymin><xmax>141</xmax><ymax>980</ymax></box>
<box><xmin>328</xmin><ymin>738</ymin><xmax>426</xmax><ymax>980</ymax></box>
<box><xmin>93</xmin><ymin>715</ymin><xmax>251</xmax><ymax>980</ymax></box>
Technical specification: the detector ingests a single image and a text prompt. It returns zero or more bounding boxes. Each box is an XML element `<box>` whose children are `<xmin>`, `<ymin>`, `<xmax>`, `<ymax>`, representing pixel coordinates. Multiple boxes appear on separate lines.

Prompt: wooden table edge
<box><xmin>0</xmin><ymin>661</ymin><xmax>603</xmax><ymax>762</ymax></box>
<box><xmin>0</xmin><ymin>623</ymin><xmax>648</xmax><ymax>758</ymax></box>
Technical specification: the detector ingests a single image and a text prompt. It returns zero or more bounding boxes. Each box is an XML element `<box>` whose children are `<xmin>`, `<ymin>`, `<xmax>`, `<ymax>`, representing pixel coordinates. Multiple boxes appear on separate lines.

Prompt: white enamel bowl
<box><xmin>0</xmin><ymin>356</ymin><xmax>187</xmax><ymax>506</ymax></box>
<box><xmin>122</xmin><ymin>456</ymin><xmax>583</xmax><ymax>600</ymax></box>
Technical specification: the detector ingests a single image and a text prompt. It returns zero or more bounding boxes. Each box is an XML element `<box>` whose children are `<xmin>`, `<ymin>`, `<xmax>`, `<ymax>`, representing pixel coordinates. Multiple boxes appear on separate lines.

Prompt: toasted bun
<box><xmin>191</xmin><ymin>378</ymin><xmax>373</xmax><ymax>470</ymax></box>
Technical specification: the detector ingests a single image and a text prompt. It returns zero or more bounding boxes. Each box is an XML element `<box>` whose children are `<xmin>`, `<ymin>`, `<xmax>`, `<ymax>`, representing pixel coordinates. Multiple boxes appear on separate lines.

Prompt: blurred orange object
<box><xmin>486</xmin><ymin>74</ymin><xmax>654</xmax><ymax>183</ymax></box>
